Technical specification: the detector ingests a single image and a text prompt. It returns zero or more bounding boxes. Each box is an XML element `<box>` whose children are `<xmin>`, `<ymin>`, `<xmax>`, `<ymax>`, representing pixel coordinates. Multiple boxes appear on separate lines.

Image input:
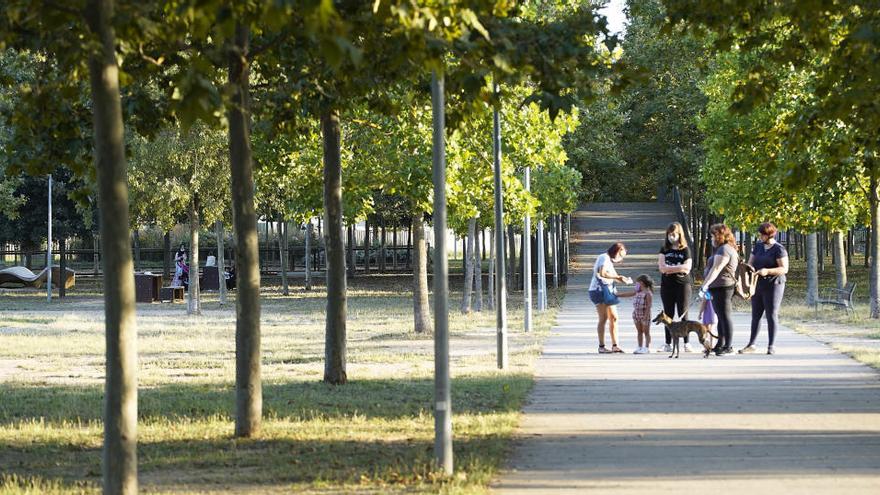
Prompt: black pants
<box><xmin>709</xmin><ymin>285</ymin><xmax>735</xmax><ymax>349</ymax></box>
<box><xmin>750</xmin><ymin>281</ymin><xmax>785</xmax><ymax>347</ymax></box>
<box><xmin>661</xmin><ymin>281</ymin><xmax>692</xmax><ymax>344</ymax></box>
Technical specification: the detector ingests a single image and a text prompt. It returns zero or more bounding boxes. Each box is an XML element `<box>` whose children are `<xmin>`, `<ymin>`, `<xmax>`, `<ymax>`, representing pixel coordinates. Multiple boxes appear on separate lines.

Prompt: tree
<box><xmin>663</xmin><ymin>0</ymin><xmax>880</xmax><ymax>316</ymax></box>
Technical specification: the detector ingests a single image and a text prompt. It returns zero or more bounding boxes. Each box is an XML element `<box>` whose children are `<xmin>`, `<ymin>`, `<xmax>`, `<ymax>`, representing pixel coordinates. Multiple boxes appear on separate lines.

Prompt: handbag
<box><xmin>600</xmin><ymin>282</ymin><xmax>619</xmax><ymax>305</ymax></box>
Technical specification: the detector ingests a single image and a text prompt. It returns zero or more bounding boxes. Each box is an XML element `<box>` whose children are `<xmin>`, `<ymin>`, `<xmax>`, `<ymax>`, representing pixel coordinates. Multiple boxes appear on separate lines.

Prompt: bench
<box><xmin>160</xmin><ymin>286</ymin><xmax>185</xmax><ymax>303</ymax></box>
<box><xmin>816</xmin><ymin>281</ymin><xmax>856</xmax><ymax>315</ymax></box>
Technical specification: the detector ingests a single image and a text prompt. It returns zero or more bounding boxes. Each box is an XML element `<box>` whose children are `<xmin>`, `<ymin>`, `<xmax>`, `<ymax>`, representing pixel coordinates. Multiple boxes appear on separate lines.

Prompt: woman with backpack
<box><xmin>701</xmin><ymin>224</ymin><xmax>739</xmax><ymax>356</ymax></box>
<box><xmin>739</xmin><ymin>222</ymin><xmax>789</xmax><ymax>355</ymax></box>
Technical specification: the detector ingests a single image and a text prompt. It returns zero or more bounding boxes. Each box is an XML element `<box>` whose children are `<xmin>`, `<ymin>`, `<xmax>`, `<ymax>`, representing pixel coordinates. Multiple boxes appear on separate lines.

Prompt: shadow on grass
<box><xmin>0</xmin><ymin>374</ymin><xmax>531</xmax><ymax>426</ymax></box>
<box><xmin>0</xmin><ymin>373</ymin><xmax>531</xmax><ymax>493</ymax></box>
<box><xmin>1</xmin><ymin>432</ymin><xmax>513</xmax><ymax>493</ymax></box>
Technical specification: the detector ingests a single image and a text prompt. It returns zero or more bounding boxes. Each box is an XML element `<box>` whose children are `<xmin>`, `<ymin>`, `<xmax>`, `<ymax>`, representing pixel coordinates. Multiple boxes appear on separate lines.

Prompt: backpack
<box><xmin>735</xmin><ymin>262</ymin><xmax>758</xmax><ymax>300</ymax></box>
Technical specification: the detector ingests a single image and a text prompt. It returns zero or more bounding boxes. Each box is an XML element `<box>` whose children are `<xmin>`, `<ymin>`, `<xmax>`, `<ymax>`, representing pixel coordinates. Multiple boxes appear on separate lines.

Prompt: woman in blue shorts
<box><xmin>588</xmin><ymin>242</ymin><xmax>633</xmax><ymax>353</ymax></box>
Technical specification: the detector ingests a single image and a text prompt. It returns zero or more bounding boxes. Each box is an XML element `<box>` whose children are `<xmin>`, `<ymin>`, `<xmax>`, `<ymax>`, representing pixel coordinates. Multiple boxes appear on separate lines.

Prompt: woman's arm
<box><xmin>598</xmin><ymin>265</ymin><xmax>628</xmax><ymax>283</ymax></box>
<box><xmin>758</xmin><ymin>256</ymin><xmax>789</xmax><ymax>277</ymax></box>
<box><xmin>657</xmin><ymin>253</ymin><xmax>668</xmax><ymax>274</ymax></box>
<box><xmin>701</xmin><ymin>254</ymin><xmax>730</xmax><ymax>290</ymax></box>
<box><xmin>664</xmin><ymin>258</ymin><xmax>692</xmax><ymax>274</ymax></box>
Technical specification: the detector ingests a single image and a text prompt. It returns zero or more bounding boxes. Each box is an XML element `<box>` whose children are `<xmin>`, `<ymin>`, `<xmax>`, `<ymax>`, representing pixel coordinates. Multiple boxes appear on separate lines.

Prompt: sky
<box><xmin>598</xmin><ymin>0</ymin><xmax>628</xmax><ymax>37</ymax></box>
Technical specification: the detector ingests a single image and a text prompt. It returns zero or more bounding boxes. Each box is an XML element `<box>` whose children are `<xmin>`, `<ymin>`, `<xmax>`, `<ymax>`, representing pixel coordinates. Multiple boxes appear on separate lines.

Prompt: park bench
<box><xmin>160</xmin><ymin>286</ymin><xmax>185</xmax><ymax>303</ymax></box>
<box><xmin>816</xmin><ymin>281</ymin><xmax>857</xmax><ymax>315</ymax></box>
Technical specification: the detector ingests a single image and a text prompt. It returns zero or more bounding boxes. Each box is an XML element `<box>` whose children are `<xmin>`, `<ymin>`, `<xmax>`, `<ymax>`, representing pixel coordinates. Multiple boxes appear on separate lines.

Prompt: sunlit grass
<box><xmin>0</xmin><ymin>275</ymin><xmax>561</xmax><ymax>494</ymax></box>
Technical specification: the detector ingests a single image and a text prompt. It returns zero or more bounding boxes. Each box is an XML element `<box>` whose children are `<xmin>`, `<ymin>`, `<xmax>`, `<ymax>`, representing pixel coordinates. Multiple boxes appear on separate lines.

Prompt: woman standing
<box><xmin>701</xmin><ymin>224</ymin><xmax>739</xmax><ymax>356</ymax></box>
<box><xmin>740</xmin><ymin>222</ymin><xmax>789</xmax><ymax>355</ymax></box>
<box><xmin>588</xmin><ymin>242</ymin><xmax>633</xmax><ymax>353</ymax></box>
<box><xmin>657</xmin><ymin>222</ymin><xmax>693</xmax><ymax>353</ymax></box>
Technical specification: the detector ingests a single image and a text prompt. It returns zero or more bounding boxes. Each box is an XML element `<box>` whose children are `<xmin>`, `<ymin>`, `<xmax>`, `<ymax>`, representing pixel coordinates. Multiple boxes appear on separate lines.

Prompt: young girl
<box><xmin>632</xmin><ymin>274</ymin><xmax>654</xmax><ymax>354</ymax></box>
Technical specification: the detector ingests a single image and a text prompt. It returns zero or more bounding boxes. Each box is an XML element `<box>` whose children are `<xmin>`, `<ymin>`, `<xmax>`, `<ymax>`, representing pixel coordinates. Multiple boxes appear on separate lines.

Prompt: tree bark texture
<box><xmin>461</xmin><ymin>218</ymin><xmax>476</xmax><ymax>313</ymax></box>
<box><xmin>487</xmin><ymin>227</ymin><xmax>496</xmax><ymax>311</ymax></box>
<box><xmin>163</xmin><ymin>231</ymin><xmax>171</xmax><ymax>281</ymax></box>
<box><xmin>507</xmin><ymin>224</ymin><xmax>516</xmax><ymax>291</ymax></box>
<box><xmin>870</xmin><ymin>173</ymin><xmax>880</xmax><ymax>319</ymax></box>
<box><xmin>413</xmin><ymin>211</ymin><xmax>432</xmax><ymax>334</ymax></box>
<box><xmin>85</xmin><ymin>0</ymin><xmax>138</xmax><ymax>491</ymax></box>
<box><xmin>322</xmin><ymin>108</ymin><xmax>347</xmax><ymax>383</ymax></box>
<box><xmin>833</xmin><ymin>231</ymin><xmax>847</xmax><ymax>291</ymax></box>
<box><xmin>806</xmin><ymin>232</ymin><xmax>819</xmax><ymax>306</ymax></box>
<box><xmin>474</xmin><ymin>226</ymin><xmax>483</xmax><ymax>312</ymax></box>
<box><xmin>188</xmin><ymin>196</ymin><xmax>202</xmax><ymax>315</ymax></box>
<box><xmin>228</xmin><ymin>23</ymin><xmax>262</xmax><ymax>437</ymax></box>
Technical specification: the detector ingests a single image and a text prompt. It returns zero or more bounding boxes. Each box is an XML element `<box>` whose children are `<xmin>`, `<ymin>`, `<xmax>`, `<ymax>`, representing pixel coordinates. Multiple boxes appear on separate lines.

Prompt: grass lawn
<box><xmin>759</xmin><ymin>253</ymin><xmax>880</xmax><ymax>369</ymax></box>
<box><xmin>0</xmin><ymin>274</ymin><xmax>562</xmax><ymax>494</ymax></box>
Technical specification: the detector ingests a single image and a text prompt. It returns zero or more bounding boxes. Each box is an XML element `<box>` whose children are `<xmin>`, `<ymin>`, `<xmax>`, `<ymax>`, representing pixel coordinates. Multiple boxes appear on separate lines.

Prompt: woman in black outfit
<box><xmin>740</xmin><ymin>222</ymin><xmax>789</xmax><ymax>355</ymax></box>
<box><xmin>701</xmin><ymin>224</ymin><xmax>739</xmax><ymax>356</ymax></box>
<box><xmin>657</xmin><ymin>222</ymin><xmax>693</xmax><ymax>353</ymax></box>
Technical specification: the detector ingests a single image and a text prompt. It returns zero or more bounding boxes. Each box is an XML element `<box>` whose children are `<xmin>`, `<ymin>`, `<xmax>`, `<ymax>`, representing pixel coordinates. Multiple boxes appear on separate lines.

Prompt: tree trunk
<box><xmin>537</xmin><ymin>219</ymin><xmax>547</xmax><ymax>311</ymax></box>
<box><xmin>866</xmin><ymin>225</ymin><xmax>872</xmax><ymax>268</ymax></box>
<box><xmin>163</xmin><ymin>230</ymin><xmax>171</xmax><ymax>281</ymax></box>
<box><xmin>406</xmin><ymin>222</ymin><xmax>412</xmax><ymax>269</ymax></box>
<box><xmin>216</xmin><ymin>220</ymin><xmax>228</xmax><ymax>306</ymax></box>
<box><xmin>744</xmin><ymin>230</ymin><xmax>752</xmax><ymax>262</ymax></box>
<box><xmin>364</xmin><ymin>219</ymin><xmax>370</xmax><ymax>274</ymax></box>
<box><xmin>380</xmin><ymin>219</ymin><xmax>387</xmax><ymax>273</ymax></box>
<box><xmin>507</xmin><ymin>224</ymin><xmax>516</xmax><ymax>291</ymax></box>
<box><xmin>392</xmin><ymin>225</ymin><xmax>398</xmax><ymax>270</ymax></box>
<box><xmin>228</xmin><ymin>23</ymin><xmax>262</xmax><ymax>437</ymax></box>
<box><xmin>413</xmin><ymin>211</ymin><xmax>432</xmax><ymax>334</ymax></box>
<box><xmin>474</xmin><ymin>226</ymin><xmax>483</xmax><ymax>312</ymax></box>
<box><xmin>818</xmin><ymin>230</ymin><xmax>826</xmax><ymax>273</ymax></box>
<box><xmin>279</xmin><ymin>219</ymin><xmax>289</xmax><ymax>296</ymax></box>
<box><xmin>305</xmin><ymin>221</ymin><xmax>313</xmax><ymax>290</ymax></box>
<box><xmin>85</xmin><ymin>0</ymin><xmax>138</xmax><ymax>490</ymax></box>
<box><xmin>847</xmin><ymin>229</ymin><xmax>854</xmax><ymax>267</ymax></box>
<box><xmin>806</xmin><ymin>232</ymin><xmax>819</xmax><ymax>306</ymax></box>
<box><xmin>870</xmin><ymin>173</ymin><xmax>880</xmax><ymax>319</ymax></box>
<box><xmin>347</xmin><ymin>224</ymin><xmax>355</xmax><ymax>278</ymax></box>
<box><xmin>322</xmin><ymin>108</ymin><xmax>347</xmax><ymax>384</ymax></box>
<box><xmin>552</xmin><ymin>215</ymin><xmax>560</xmax><ymax>289</ymax></box>
<box><xmin>59</xmin><ymin>237</ymin><xmax>66</xmax><ymax>298</ymax></box>
<box><xmin>187</xmin><ymin>197</ymin><xmax>202</xmax><ymax>315</ymax></box>
<box><xmin>487</xmin><ymin>227</ymin><xmax>496</xmax><ymax>311</ymax></box>
<box><xmin>461</xmin><ymin>218</ymin><xmax>476</xmax><ymax>313</ymax></box>
<box><xmin>833</xmin><ymin>231</ymin><xmax>847</xmax><ymax>291</ymax></box>
<box><xmin>132</xmin><ymin>229</ymin><xmax>141</xmax><ymax>271</ymax></box>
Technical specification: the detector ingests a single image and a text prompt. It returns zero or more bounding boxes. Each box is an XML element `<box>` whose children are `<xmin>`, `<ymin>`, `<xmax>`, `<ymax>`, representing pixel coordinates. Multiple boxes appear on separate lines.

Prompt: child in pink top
<box><xmin>631</xmin><ymin>274</ymin><xmax>654</xmax><ymax>354</ymax></box>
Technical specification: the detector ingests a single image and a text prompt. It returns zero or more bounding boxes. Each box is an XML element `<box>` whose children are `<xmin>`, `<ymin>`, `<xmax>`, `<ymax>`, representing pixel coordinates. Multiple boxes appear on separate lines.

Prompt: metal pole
<box><xmin>537</xmin><ymin>218</ymin><xmax>547</xmax><ymax>310</ymax></box>
<box><xmin>431</xmin><ymin>70</ymin><xmax>453</xmax><ymax>475</ymax></box>
<box><xmin>493</xmin><ymin>83</ymin><xmax>508</xmax><ymax>369</ymax></box>
<box><xmin>47</xmin><ymin>174</ymin><xmax>53</xmax><ymax>302</ymax></box>
<box><xmin>523</xmin><ymin>167</ymin><xmax>532</xmax><ymax>331</ymax></box>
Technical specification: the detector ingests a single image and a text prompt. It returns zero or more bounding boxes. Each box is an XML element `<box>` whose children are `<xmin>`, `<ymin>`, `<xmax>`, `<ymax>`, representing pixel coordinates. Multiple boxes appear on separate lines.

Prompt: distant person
<box><xmin>658</xmin><ymin>222</ymin><xmax>694</xmax><ymax>353</ymax></box>
<box><xmin>631</xmin><ymin>274</ymin><xmax>654</xmax><ymax>354</ymax></box>
<box><xmin>588</xmin><ymin>242</ymin><xmax>633</xmax><ymax>354</ymax></box>
<box><xmin>172</xmin><ymin>244</ymin><xmax>189</xmax><ymax>288</ymax></box>
<box><xmin>740</xmin><ymin>222</ymin><xmax>789</xmax><ymax>355</ymax></box>
<box><xmin>701</xmin><ymin>224</ymin><xmax>739</xmax><ymax>356</ymax></box>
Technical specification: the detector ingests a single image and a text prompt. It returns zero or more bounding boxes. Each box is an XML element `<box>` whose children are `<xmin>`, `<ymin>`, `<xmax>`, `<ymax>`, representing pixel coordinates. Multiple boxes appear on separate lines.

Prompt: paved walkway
<box><xmin>494</xmin><ymin>203</ymin><xmax>880</xmax><ymax>493</ymax></box>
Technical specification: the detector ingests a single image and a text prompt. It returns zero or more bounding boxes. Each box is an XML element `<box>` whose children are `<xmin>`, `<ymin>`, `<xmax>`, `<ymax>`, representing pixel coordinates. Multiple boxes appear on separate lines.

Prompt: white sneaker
<box><xmin>661</xmin><ymin>344</ymin><xmax>672</xmax><ymax>352</ymax></box>
<box><xmin>683</xmin><ymin>343</ymin><xmax>694</xmax><ymax>353</ymax></box>
<box><xmin>633</xmin><ymin>347</ymin><xmax>646</xmax><ymax>354</ymax></box>
<box><xmin>642</xmin><ymin>347</ymin><xmax>651</xmax><ymax>354</ymax></box>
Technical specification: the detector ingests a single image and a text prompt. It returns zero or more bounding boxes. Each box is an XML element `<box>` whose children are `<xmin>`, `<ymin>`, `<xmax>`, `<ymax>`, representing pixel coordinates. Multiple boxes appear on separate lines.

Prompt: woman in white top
<box><xmin>588</xmin><ymin>242</ymin><xmax>633</xmax><ymax>353</ymax></box>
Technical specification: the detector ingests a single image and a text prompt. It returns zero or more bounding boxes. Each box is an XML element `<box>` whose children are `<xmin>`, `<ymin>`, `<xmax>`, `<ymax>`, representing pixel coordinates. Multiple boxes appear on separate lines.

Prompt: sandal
<box><xmin>598</xmin><ymin>345</ymin><xmax>612</xmax><ymax>354</ymax></box>
<box><xmin>611</xmin><ymin>346</ymin><xmax>624</xmax><ymax>353</ymax></box>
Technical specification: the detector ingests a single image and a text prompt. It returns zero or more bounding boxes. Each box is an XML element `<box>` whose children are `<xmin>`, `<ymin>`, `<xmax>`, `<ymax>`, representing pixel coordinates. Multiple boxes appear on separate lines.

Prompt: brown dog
<box><xmin>651</xmin><ymin>311</ymin><xmax>719</xmax><ymax>358</ymax></box>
